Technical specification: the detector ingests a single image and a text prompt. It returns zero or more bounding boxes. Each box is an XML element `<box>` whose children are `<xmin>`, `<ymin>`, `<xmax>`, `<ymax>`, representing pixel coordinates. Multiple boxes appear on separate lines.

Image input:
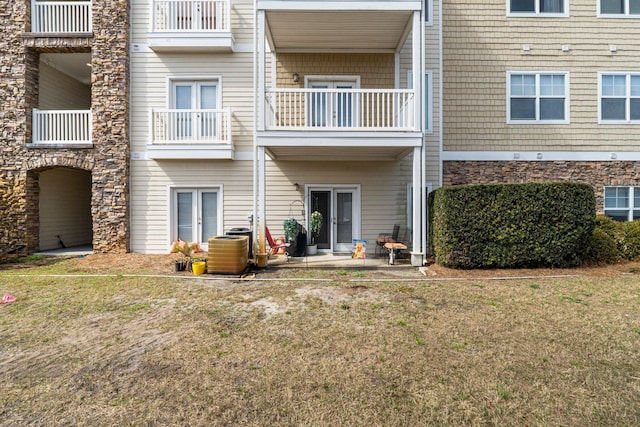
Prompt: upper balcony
<box><xmin>147</xmin><ymin>0</ymin><xmax>235</xmax><ymax>52</ymax></box>
<box><xmin>28</xmin><ymin>0</ymin><xmax>92</xmax><ymax>35</ymax></box>
<box><xmin>30</xmin><ymin>109</ymin><xmax>92</xmax><ymax>147</ymax></box>
<box><xmin>147</xmin><ymin>108</ymin><xmax>234</xmax><ymax>159</ymax></box>
<box><xmin>265</xmin><ymin>88</ymin><xmax>415</xmax><ymax>131</ymax></box>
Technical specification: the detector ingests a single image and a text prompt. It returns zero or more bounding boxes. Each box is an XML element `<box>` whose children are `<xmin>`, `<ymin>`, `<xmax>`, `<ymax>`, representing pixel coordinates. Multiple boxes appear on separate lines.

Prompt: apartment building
<box><xmin>0</xmin><ymin>0</ymin><xmax>130</xmax><ymax>253</ymax></box>
<box><xmin>442</xmin><ymin>0</ymin><xmax>640</xmax><ymax>220</ymax></box>
<box><xmin>129</xmin><ymin>0</ymin><xmax>440</xmax><ymax>265</ymax></box>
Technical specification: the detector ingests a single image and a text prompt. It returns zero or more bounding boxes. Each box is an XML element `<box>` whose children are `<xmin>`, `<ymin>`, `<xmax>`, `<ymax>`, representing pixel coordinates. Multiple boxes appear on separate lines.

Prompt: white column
<box><xmin>411</xmin><ymin>146</ymin><xmax>424</xmax><ymax>266</ymax></box>
<box><xmin>411</xmin><ymin>9</ymin><xmax>425</xmax><ymax>266</ymax></box>
<box><xmin>256</xmin><ymin>145</ymin><xmax>267</xmax><ymax>258</ymax></box>
<box><xmin>412</xmin><ymin>10</ymin><xmax>422</xmax><ymax>131</ymax></box>
<box><xmin>256</xmin><ymin>10</ymin><xmax>266</xmax><ymax>132</ymax></box>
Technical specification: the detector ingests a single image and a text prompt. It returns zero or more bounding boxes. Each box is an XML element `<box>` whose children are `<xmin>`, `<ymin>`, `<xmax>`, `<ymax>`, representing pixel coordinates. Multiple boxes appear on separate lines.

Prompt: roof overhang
<box><xmin>259</xmin><ymin>1</ymin><xmax>421</xmax><ymax>53</ymax></box>
<box><xmin>257</xmin><ymin>132</ymin><xmax>423</xmax><ymax>161</ymax></box>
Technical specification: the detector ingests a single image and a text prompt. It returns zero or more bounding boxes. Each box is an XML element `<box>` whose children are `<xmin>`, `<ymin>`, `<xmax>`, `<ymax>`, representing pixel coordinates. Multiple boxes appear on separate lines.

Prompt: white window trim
<box><xmin>304</xmin><ymin>75</ymin><xmax>361</xmax><ymax>88</ymax></box>
<box><xmin>506</xmin><ymin>0</ymin><xmax>569</xmax><ymax>17</ymax></box>
<box><xmin>165</xmin><ymin>75</ymin><xmax>223</xmax><ymax>109</ymax></box>
<box><xmin>407</xmin><ymin>70</ymin><xmax>433</xmax><ymax>133</ymax></box>
<box><xmin>598</xmin><ymin>72</ymin><xmax>640</xmax><ymax>124</ymax></box>
<box><xmin>424</xmin><ymin>0</ymin><xmax>433</xmax><ymax>26</ymax></box>
<box><xmin>167</xmin><ymin>185</ymin><xmax>224</xmax><ymax>248</ymax></box>
<box><xmin>604</xmin><ymin>186</ymin><xmax>640</xmax><ymax>221</ymax></box>
<box><xmin>507</xmin><ymin>71</ymin><xmax>570</xmax><ymax>124</ymax></box>
<box><xmin>597</xmin><ymin>0</ymin><xmax>640</xmax><ymax>17</ymax></box>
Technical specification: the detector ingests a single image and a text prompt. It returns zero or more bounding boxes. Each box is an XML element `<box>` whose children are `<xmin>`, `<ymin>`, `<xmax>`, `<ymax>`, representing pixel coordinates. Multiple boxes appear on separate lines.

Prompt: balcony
<box><xmin>30</xmin><ymin>109</ymin><xmax>92</xmax><ymax>147</ymax></box>
<box><xmin>30</xmin><ymin>0</ymin><xmax>92</xmax><ymax>33</ymax></box>
<box><xmin>265</xmin><ymin>88</ymin><xmax>415</xmax><ymax>131</ymax></box>
<box><xmin>147</xmin><ymin>0</ymin><xmax>234</xmax><ymax>52</ymax></box>
<box><xmin>148</xmin><ymin>108</ymin><xmax>234</xmax><ymax>159</ymax></box>
<box><xmin>259</xmin><ymin>88</ymin><xmax>421</xmax><ymax>161</ymax></box>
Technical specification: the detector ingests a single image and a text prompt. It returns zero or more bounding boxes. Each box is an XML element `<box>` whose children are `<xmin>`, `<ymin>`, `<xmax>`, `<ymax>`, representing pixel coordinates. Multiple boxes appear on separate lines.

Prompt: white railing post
<box><xmin>151</xmin><ymin>0</ymin><xmax>229</xmax><ymax>32</ymax></box>
<box><xmin>31</xmin><ymin>1</ymin><xmax>92</xmax><ymax>33</ymax></box>
<box><xmin>32</xmin><ymin>109</ymin><xmax>91</xmax><ymax>144</ymax></box>
<box><xmin>264</xmin><ymin>88</ymin><xmax>415</xmax><ymax>131</ymax></box>
<box><xmin>151</xmin><ymin>109</ymin><xmax>231</xmax><ymax>144</ymax></box>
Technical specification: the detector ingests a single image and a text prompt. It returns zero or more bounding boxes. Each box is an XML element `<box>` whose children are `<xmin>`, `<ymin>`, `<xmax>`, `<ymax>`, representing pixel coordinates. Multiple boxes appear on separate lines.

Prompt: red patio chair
<box><xmin>265</xmin><ymin>226</ymin><xmax>291</xmax><ymax>259</ymax></box>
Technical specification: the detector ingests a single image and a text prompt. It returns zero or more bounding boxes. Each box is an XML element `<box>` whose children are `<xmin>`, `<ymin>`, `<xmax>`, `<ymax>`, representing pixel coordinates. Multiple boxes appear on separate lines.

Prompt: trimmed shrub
<box><xmin>586</xmin><ymin>228</ymin><xmax>621</xmax><ymax>264</ymax></box>
<box><xmin>622</xmin><ymin>221</ymin><xmax>640</xmax><ymax>260</ymax></box>
<box><xmin>430</xmin><ymin>182</ymin><xmax>595</xmax><ymax>268</ymax></box>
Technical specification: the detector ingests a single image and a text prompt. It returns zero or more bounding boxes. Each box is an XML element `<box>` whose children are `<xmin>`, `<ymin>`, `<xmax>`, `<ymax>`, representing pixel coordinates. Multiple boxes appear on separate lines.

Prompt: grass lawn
<box><xmin>1</xmin><ymin>255</ymin><xmax>639</xmax><ymax>426</ymax></box>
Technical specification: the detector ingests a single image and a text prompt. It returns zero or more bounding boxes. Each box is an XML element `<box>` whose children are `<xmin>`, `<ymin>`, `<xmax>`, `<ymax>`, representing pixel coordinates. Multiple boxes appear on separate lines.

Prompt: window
<box><xmin>508</xmin><ymin>72</ymin><xmax>569</xmax><ymax>123</ymax></box>
<box><xmin>171</xmin><ymin>187</ymin><xmax>222</xmax><ymax>249</ymax></box>
<box><xmin>599</xmin><ymin>73</ymin><xmax>640</xmax><ymax>122</ymax></box>
<box><xmin>599</xmin><ymin>0</ymin><xmax>640</xmax><ymax>16</ymax></box>
<box><xmin>509</xmin><ymin>0</ymin><xmax>567</xmax><ymax>16</ymax></box>
<box><xmin>604</xmin><ymin>186</ymin><xmax>640</xmax><ymax>221</ymax></box>
<box><xmin>407</xmin><ymin>70</ymin><xmax>433</xmax><ymax>132</ymax></box>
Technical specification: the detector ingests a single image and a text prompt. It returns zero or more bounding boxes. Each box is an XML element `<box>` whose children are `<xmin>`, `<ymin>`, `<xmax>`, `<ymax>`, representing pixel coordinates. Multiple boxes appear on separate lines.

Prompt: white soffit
<box><xmin>265</xmin><ymin>10</ymin><xmax>413</xmax><ymax>52</ymax></box>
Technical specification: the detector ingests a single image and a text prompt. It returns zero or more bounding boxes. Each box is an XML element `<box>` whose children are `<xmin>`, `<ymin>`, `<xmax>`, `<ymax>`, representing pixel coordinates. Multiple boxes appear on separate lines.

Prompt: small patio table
<box><xmin>384</xmin><ymin>242</ymin><xmax>407</xmax><ymax>265</ymax></box>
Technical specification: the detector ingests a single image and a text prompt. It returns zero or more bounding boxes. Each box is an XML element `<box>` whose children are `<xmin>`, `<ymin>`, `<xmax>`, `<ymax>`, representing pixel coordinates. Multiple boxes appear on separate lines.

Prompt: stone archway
<box><xmin>24</xmin><ymin>157</ymin><xmax>95</xmax><ymax>252</ymax></box>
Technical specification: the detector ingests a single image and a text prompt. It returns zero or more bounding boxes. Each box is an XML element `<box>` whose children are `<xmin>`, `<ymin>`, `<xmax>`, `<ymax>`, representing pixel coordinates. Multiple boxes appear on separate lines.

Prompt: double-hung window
<box><xmin>599</xmin><ymin>73</ymin><xmax>640</xmax><ymax>123</ymax></box>
<box><xmin>604</xmin><ymin>186</ymin><xmax>640</xmax><ymax>221</ymax></box>
<box><xmin>599</xmin><ymin>0</ymin><xmax>640</xmax><ymax>16</ymax></box>
<box><xmin>508</xmin><ymin>72</ymin><xmax>569</xmax><ymax>123</ymax></box>
<box><xmin>508</xmin><ymin>0</ymin><xmax>568</xmax><ymax>16</ymax></box>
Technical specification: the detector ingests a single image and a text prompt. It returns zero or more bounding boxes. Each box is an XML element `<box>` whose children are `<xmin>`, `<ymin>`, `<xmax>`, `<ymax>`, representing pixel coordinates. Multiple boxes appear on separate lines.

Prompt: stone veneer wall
<box><xmin>443</xmin><ymin>161</ymin><xmax>640</xmax><ymax>213</ymax></box>
<box><xmin>0</xmin><ymin>0</ymin><xmax>130</xmax><ymax>253</ymax></box>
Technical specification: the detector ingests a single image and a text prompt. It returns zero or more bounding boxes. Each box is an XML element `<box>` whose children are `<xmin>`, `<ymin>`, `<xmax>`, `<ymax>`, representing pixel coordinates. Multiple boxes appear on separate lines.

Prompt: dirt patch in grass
<box><xmin>1</xmin><ymin>256</ymin><xmax>640</xmax><ymax>425</ymax></box>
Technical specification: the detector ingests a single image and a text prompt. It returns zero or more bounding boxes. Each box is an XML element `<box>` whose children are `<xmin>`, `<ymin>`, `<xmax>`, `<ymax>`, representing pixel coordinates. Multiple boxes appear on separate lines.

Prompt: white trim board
<box><xmin>442</xmin><ymin>151</ymin><xmax>640</xmax><ymax>161</ymax></box>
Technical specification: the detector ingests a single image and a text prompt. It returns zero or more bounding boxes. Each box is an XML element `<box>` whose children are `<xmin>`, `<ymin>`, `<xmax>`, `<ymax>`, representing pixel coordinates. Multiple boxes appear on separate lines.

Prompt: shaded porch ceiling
<box><xmin>262</xmin><ymin>4</ymin><xmax>419</xmax><ymax>53</ymax></box>
<box><xmin>262</xmin><ymin>138</ymin><xmax>421</xmax><ymax>161</ymax></box>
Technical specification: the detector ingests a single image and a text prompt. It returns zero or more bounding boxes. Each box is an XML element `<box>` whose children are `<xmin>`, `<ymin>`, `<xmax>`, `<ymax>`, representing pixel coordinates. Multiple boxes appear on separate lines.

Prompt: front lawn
<box><xmin>0</xmin><ymin>257</ymin><xmax>639</xmax><ymax>425</ymax></box>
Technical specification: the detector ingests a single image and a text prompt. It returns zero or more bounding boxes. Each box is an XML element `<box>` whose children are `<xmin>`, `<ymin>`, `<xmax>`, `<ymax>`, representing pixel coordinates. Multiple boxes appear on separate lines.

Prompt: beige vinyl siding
<box><xmin>275</xmin><ymin>53</ymin><xmax>395</xmax><ymax>89</ymax></box>
<box><xmin>398</xmin><ymin>0</ymin><xmax>442</xmax><ymax>186</ymax></box>
<box><xmin>38</xmin><ymin>62</ymin><xmax>91</xmax><ymax>110</ymax></box>
<box><xmin>131</xmin><ymin>158</ymin><xmax>415</xmax><ymax>253</ymax></box>
<box><xmin>129</xmin><ymin>51</ymin><xmax>254</xmax><ymax>152</ymax></box>
<box><xmin>263</xmin><ymin>159</ymin><xmax>414</xmax><ymax>246</ymax></box>
<box><xmin>129</xmin><ymin>160</ymin><xmax>254</xmax><ymax>253</ymax></box>
<box><xmin>425</xmin><ymin>0</ymin><xmax>441</xmax><ymax>186</ymax></box>
<box><xmin>130</xmin><ymin>0</ymin><xmax>255</xmax><ymax>45</ymax></box>
<box><xmin>39</xmin><ymin>168</ymin><xmax>92</xmax><ymax>251</ymax></box>
<box><xmin>444</xmin><ymin>0</ymin><xmax>640</xmax><ymax>152</ymax></box>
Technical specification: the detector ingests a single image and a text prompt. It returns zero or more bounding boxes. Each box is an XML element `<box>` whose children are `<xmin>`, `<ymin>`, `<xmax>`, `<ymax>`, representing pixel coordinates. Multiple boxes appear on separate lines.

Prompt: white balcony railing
<box><xmin>31</xmin><ymin>0</ymin><xmax>92</xmax><ymax>33</ymax></box>
<box><xmin>264</xmin><ymin>88</ymin><xmax>416</xmax><ymax>131</ymax></box>
<box><xmin>32</xmin><ymin>109</ymin><xmax>92</xmax><ymax>145</ymax></box>
<box><xmin>152</xmin><ymin>0</ymin><xmax>230</xmax><ymax>32</ymax></box>
<box><xmin>151</xmin><ymin>108</ymin><xmax>232</xmax><ymax>144</ymax></box>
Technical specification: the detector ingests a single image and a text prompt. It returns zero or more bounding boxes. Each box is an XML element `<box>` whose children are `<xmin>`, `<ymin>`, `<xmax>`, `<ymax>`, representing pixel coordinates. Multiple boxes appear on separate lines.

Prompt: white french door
<box><xmin>172</xmin><ymin>81</ymin><xmax>218</xmax><ymax>140</ymax></box>
<box><xmin>309</xmin><ymin>186</ymin><xmax>360</xmax><ymax>253</ymax></box>
<box><xmin>173</xmin><ymin>188</ymin><xmax>220</xmax><ymax>249</ymax></box>
<box><xmin>307</xmin><ymin>80</ymin><xmax>357</xmax><ymax>128</ymax></box>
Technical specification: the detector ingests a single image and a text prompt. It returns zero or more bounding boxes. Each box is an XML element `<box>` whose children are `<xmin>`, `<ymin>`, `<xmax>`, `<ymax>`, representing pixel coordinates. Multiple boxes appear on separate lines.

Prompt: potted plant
<box><xmin>307</xmin><ymin>210</ymin><xmax>323</xmax><ymax>255</ymax></box>
<box><xmin>283</xmin><ymin>217</ymin><xmax>299</xmax><ymax>242</ymax></box>
<box><xmin>170</xmin><ymin>239</ymin><xmax>202</xmax><ymax>272</ymax></box>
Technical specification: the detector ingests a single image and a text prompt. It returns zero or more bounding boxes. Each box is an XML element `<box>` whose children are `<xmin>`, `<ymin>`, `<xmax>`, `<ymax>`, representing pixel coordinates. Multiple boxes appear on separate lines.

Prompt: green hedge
<box><xmin>587</xmin><ymin>215</ymin><xmax>640</xmax><ymax>263</ymax></box>
<box><xmin>430</xmin><ymin>182</ymin><xmax>595</xmax><ymax>268</ymax></box>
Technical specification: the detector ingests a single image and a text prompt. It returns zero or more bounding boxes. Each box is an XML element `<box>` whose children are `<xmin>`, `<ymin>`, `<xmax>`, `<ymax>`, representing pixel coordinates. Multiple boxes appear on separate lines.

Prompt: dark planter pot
<box><xmin>175</xmin><ymin>260</ymin><xmax>186</xmax><ymax>272</ymax></box>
